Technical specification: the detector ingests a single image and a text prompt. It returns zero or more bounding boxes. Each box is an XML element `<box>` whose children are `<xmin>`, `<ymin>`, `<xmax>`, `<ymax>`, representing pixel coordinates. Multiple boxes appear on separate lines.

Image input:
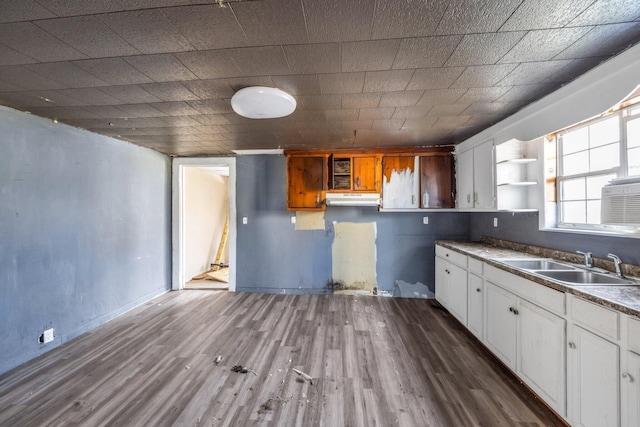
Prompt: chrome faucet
<box><xmin>576</xmin><ymin>251</ymin><xmax>594</xmax><ymax>268</ymax></box>
<box><xmin>607</xmin><ymin>253</ymin><xmax>625</xmax><ymax>278</ymax></box>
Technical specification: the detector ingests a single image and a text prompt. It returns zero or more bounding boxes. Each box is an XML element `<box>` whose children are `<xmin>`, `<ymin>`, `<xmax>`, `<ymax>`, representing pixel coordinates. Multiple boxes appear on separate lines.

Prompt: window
<box><xmin>555</xmin><ymin>98</ymin><xmax>640</xmax><ymax>231</ymax></box>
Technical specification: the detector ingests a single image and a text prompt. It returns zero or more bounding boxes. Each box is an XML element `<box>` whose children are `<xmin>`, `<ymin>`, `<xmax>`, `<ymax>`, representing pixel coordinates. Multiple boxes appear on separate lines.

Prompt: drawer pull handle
<box><xmin>568</xmin><ymin>342</ymin><xmax>576</xmax><ymax>349</ymax></box>
<box><xmin>508</xmin><ymin>307</ymin><xmax>519</xmax><ymax>315</ymax></box>
<box><xmin>622</xmin><ymin>373</ymin><xmax>633</xmax><ymax>382</ymax></box>
<box><xmin>445</xmin><ymin>269</ymin><xmax>450</xmax><ymax>274</ymax></box>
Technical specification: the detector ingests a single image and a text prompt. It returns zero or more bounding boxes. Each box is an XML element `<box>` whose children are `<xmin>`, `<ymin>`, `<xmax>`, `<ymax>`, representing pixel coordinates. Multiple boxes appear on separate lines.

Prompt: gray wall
<box><xmin>470</xmin><ymin>211</ymin><xmax>640</xmax><ymax>266</ymax></box>
<box><xmin>0</xmin><ymin>106</ymin><xmax>172</xmax><ymax>375</ymax></box>
<box><xmin>235</xmin><ymin>154</ymin><xmax>471</xmax><ymax>294</ymax></box>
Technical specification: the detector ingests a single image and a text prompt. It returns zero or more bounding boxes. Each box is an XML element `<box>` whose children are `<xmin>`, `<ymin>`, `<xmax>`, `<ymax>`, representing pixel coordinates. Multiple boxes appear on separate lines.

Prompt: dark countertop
<box><xmin>436</xmin><ymin>240</ymin><xmax>640</xmax><ymax>319</ymax></box>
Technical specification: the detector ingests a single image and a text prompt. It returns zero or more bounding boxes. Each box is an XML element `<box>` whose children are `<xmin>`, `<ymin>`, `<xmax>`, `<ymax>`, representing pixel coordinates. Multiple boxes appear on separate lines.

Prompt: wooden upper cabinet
<box><xmin>382</xmin><ymin>156</ymin><xmax>418</xmax><ymax>208</ymax></box>
<box><xmin>419</xmin><ymin>154</ymin><xmax>455</xmax><ymax>208</ymax></box>
<box><xmin>287</xmin><ymin>155</ymin><xmax>325</xmax><ymax>210</ymax></box>
<box><xmin>329</xmin><ymin>154</ymin><xmax>379</xmax><ymax>192</ymax></box>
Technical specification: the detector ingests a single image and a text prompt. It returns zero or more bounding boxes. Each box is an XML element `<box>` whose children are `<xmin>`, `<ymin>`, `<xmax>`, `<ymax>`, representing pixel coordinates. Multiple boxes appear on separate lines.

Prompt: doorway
<box><xmin>172</xmin><ymin>157</ymin><xmax>237</xmax><ymax>292</ymax></box>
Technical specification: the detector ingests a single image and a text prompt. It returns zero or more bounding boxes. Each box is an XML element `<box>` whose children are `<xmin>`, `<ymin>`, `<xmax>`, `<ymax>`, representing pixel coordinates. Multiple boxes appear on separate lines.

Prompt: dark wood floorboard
<box><xmin>0</xmin><ymin>291</ymin><xmax>566</xmax><ymax>426</ymax></box>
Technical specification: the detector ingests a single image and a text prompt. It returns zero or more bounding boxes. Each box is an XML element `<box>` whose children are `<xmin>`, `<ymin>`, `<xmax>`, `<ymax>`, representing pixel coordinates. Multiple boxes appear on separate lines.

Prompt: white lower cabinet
<box><xmin>435</xmin><ymin>256</ymin><xmax>467</xmax><ymax>325</ymax></box>
<box><xmin>467</xmin><ymin>271</ymin><xmax>483</xmax><ymax>339</ymax></box>
<box><xmin>567</xmin><ymin>325</ymin><xmax>620</xmax><ymax>427</ymax></box>
<box><xmin>622</xmin><ymin>350</ymin><xmax>640</xmax><ymax>427</ymax></box>
<box><xmin>484</xmin><ymin>280</ymin><xmax>566</xmax><ymax>415</ymax></box>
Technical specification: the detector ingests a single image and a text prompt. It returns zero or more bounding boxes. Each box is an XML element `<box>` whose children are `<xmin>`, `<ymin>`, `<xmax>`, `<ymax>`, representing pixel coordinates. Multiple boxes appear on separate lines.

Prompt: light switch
<box><xmin>290</xmin><ymin>216</ymin><xmax>296</xmax><ymax>224</ymax></box>
<box><xmin>242</xmin><ymin>216</ymin><xmax>248</xmax><ymax>225</ymax></box>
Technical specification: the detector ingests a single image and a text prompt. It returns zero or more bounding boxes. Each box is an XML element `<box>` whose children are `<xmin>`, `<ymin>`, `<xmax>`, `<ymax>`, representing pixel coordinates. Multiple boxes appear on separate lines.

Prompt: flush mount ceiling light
<box><xmin>231</xmin><ymin>86</ymin><xmax>296</xmax><ymax>119</ymax></box>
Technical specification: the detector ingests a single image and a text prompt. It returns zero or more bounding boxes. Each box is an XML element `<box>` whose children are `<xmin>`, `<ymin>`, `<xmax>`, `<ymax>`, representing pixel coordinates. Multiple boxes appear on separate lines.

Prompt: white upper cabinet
<box><xmin>495</xmin><ymin>137</ymin><xmax>542</xmax><ymax>211</ymax></box>
<box><xmin>456</xmin><ymin>139</ymin><xmax>495</xmax><ymax>210</ymax></box>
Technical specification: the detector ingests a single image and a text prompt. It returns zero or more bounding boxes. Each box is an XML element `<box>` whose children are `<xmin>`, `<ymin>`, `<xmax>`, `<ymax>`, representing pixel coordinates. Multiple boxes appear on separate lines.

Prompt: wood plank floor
<box><xmin>0</xmin><ymin>291</ymin><xmax>566</xmax><ymax>426</ymax></box>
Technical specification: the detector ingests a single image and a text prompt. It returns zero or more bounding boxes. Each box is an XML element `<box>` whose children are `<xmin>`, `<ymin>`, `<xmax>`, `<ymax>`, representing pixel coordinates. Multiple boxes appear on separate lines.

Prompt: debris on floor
<box><xmin>214</xmin><ymin>355</ymin><xmax>223</xmax><ymax>364</ymax></box>
<box><xmin>258</xmin><ymin>396</ymin><xmax>290</xmax><ymax>413</ymax></box>
<box><xmin>292</xmin><ymin>368</ymin><xmax>313</xmax><ymax>385</ymax></box>
<box><xmin>231</xmin><ymin>365</ymin><xmax>258</xmax><ymax>376</ymax></box>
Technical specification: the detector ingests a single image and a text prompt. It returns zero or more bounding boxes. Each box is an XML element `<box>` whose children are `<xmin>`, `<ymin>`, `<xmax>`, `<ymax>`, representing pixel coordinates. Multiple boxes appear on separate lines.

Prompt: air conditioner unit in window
<box><xmin>601</xmin><ymin>181</ymin><xmax>640</xmax><ymax>225</ymax></box>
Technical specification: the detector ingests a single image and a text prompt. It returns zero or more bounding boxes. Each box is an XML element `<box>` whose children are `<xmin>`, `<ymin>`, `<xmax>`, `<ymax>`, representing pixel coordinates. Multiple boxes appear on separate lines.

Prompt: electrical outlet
<box><xmin>423</xmin><ymin>216</ymin><xmax>429</xmax><ymax>225</ymax></box>
<box><xmin>493</xmin><ymin>217</ymin><xmax>498</xmax><ymax>227</ymax></box>
<box><xmin>290</xmin><ymin>216</ymin><xmax>296</xmax><ymax>224</ymax></box>
<box><xmin>242</xmin><ymin>216</ymin><xmax>248</xmax><ymax>225</ymax></box>
<box><xmin>39</xmin><ymin>328</ymin><xmax>54</xmax><ymax>344</ymax></box>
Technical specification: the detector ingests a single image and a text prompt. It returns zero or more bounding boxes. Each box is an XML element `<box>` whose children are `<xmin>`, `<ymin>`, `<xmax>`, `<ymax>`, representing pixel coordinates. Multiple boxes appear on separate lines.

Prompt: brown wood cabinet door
<box><xmin>352</xmin><ymin>156</ymin><xmax>378</xmax><ymax>191</ymax></box>
<box><xmin>287</xmin><ymin>156</ymin><xmax>325</xmax><ymax>210</ymax></box>
<box><xmin>419</xmin><ymin>155</ymin><xmax>455</xmax><ymax>208</ymax></box>
<box><xmin>382</xmin><ymin>156</ymin><xmax>414</xmax><ymax>183</ymax></box>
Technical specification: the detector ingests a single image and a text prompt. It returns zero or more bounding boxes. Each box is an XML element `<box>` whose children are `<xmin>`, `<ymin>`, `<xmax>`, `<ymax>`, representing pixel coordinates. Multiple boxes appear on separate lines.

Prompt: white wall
<box><xmin>183</xmin><ymin>168</ymin><xmax>228</xmax><ymax>280</ymax></box>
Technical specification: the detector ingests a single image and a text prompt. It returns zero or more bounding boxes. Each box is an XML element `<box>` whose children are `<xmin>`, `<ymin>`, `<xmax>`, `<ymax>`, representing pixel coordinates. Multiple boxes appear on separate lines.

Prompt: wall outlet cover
<box><xmin>493</xmin><ymin>217</ymin><xmax>498</xmax><ymax>227</ymax></box>
<box><xmin>423</xmin><ymin>216</ymin><xmax>429</xmax><ymax>224</ymax></box>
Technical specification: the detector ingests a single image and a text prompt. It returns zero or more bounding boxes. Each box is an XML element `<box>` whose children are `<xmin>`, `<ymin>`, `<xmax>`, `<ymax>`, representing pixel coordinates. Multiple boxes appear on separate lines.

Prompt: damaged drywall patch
<box><xmin>331</xmin><ymin>222</ymin><xmax>377</xmax><ymax>294</ymax></box>
<box><xmin>393</xmin><ymin>280</ymin><xmax>435</xmax><ymax>299</ymax></box>
<box><xmin>295</xmin><ymin>211</ymin><xmax>325</xmax><ymax>230</ymax></box>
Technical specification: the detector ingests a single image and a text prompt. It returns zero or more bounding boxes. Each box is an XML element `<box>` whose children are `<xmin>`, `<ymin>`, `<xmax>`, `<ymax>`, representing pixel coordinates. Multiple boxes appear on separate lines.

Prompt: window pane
<box><xmin>589</xmin><ymin>143</ymin><xmax>619</xmax><ymax>171</ymax></box>
<box><xmin>589</xmin><ymin>116</ymin><xmax>619</xmax><ymax>147</ymax></box>
<box><xmin>561</xmin><ymin>178</ymin><xmax>585</xmax><ymax>200</ymax></box>
<box><xmin>586</xmin><ymin>174</ymin><xmax>616</xmax><ymax>199</ymax></box>
<box><xmin>561</xmin><ymin>201</ymin><xmax>586</xmax><ymax>223</ymax></box>
<box><xmin>562</xmin><ymin>127</ymin><xmax>588</xmax><ymax>154</ymax></box>
<box><xmin>563</xmin><ymin>151</ymin><xmax>589</xmax><ymax>176</ymax></box>
<box><xmin>628</xmin><ymin>117</ymin><xmax>640</xmax><ymax>149</ymax></box>
<box><xmin>586</xmin><ymin>200</ymin><xmax>601</xmax><ymax>224</ymax></box>
<box><xmin>629</xmin><ymin>147</ymin><xmax>640</xmax><ymax>176</ymax></box>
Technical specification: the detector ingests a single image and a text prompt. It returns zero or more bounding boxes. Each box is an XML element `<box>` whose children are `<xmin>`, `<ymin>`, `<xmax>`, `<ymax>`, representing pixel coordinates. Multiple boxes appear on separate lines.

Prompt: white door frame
<box><xmin>172</xmin><ymin>157</ymin><xmax>237</xmax><ymax>291</ymax></box>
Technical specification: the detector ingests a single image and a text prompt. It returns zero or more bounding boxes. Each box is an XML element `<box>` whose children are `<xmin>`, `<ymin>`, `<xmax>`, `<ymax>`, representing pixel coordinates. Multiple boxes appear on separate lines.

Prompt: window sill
<box><xmin>541</xmin><ymin>225</ymin><xmax>640</xmax><ymax>239</ymax></box>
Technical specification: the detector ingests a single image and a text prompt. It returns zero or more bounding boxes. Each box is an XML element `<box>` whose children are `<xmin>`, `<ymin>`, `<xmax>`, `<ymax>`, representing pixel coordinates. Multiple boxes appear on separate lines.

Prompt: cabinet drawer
<box><xmin>435</xmin><ymin>245</ymin><xmax>467</xmax><ymax>268</ymax></box>
<box><xmin>468</xmin><ymin>257</ymin><xmax>483</xmax><ymax>275</ymax></box>
<box><xmin>628</xmin><ymin>316</ymin><xmax>640</xmax><ymax>353</ymax></box>
<box><xmin>570</xmin><ymin>296</ymin><xmax>619</xmax><ymax>341</ymax></box>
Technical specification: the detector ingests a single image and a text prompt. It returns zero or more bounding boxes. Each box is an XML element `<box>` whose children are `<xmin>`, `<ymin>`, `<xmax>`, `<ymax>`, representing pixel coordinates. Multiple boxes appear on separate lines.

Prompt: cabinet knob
<box><xmin>568</xmin><ymin>342</ymin><xmax>576</xmax><ymax>349</ymax></box>
<box><xmin>476</xmin><ymin>288</ymin><xmax>481</xmax><ymax>292</ymax></box>
<box><xmin>445</xmin><ymin>269</ymin><xmax>450</xmax><ymax>274</ymax></box>
<box><xmin>622</xmin><ymin>373</ymin><xmax>633</xmax><ymax>382</ymax></box>
<box><xmin>445</xmin><ymin>253</ymin><xmax>449</xmax><ymax>257</ymax></box>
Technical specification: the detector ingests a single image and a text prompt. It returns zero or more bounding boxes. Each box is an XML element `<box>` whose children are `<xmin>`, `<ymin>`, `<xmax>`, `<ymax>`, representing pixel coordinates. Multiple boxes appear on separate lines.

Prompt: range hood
<box><xmin>325</xmin><ymin>192</ymin><xmax>381</xmax><ymax>206</ymax></box>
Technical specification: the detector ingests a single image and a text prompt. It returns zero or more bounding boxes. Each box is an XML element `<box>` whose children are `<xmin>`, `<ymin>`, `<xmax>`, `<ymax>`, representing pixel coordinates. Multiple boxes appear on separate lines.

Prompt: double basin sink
<box><xmin>496</xmin><ymin>258</ymin><xmax>638</xmax><ymax>286</ymax></box>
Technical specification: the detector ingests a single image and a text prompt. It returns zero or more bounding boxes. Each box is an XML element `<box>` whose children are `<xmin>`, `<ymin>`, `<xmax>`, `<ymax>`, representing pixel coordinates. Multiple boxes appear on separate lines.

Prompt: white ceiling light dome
<box><xmin>231</xmin><ymin>86</ymin><xmax>296</xmax><ymax>119</ymax></box>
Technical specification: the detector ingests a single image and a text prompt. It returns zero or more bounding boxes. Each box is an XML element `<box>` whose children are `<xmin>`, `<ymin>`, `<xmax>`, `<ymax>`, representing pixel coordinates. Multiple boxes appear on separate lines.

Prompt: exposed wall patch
<box><xmin>295</xmin><ymin>211</ymin><xmax>325</xmax><ymax>230</ymax></box>
<box><xmin>331</xmin><ymin>222</ymin><xmax>377</xmax><ymax>293</ymax></box>
<box><xmin>393</xmin><ymin>280</ymin><xmax>435</xmax><ymax>299</ymax></box>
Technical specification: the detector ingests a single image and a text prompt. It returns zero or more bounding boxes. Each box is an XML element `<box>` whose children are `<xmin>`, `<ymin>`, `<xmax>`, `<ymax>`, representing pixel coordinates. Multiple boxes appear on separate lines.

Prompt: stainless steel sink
<box><xmin>535</xmin><ymin>270</ymin><xmax>638</xmax><ymax>286</ymax></box>
<box><xmin>497</xmin><ymin>259</ymin><xmax>576</xmax><ymax>271</ymax></box>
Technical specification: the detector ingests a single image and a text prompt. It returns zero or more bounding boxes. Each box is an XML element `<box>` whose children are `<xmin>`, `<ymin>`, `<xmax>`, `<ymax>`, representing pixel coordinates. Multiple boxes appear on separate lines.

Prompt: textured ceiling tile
<box><xmin>117</xmin><ymin>103</ymin><xmax>167</xmax><ymax>118</ymax></box>
<box><xmin>358</xmin><ymin>107</ymin><xmax>394</xmax><ymax>120</ymax></box>
<box><xmin>188</xmin><ymin>99</ymin><xmax>234</xmax><ymax>115</ymax></box>
<box><xmin>0</xmin><ymin>65</ymin><xmax>63</xmax><ymax>90</ymax></box>
<box><xmin>445</xmin><ymin>32</ymin><xmax>526</xmax><ymax>66</ymax></box>
<box><xmin>227</xmin><ymin>46</ymin><xmax>290</xmax><ymax>76</ymax></box>
<box><xmin>393</xmin><ymin>36</ymin><xmax>463</xmax><ymax>69</ymax></box>
<box><xmin>98</xmin><ymin>85</ymin><xmax>162</xmax><ymax>104</ymax></box>
<box><xmin>433</xmin><ymin>116</ymin><xmax>472</xmax><ymax>128</ymax></box>
<box><xmin>456</xmin><ymin>87</ymin><xmax>513</xmax><ymax>104</ymax></box>
<box><xmin>494</xmin><ymin>83</ymin><xmax>559</xmax><ymax>103</ymax></box>
<box><xmin>233</xmin><ymin>0</ymin><xmax>308</xmax><ymax>45</ymax></box>
<box><xmin>406</xmin><ymin>68</ymin><xmax>465</xmax><ymax>90</ymax></box>
<box><xmin>64</xmin><ymin>105</ymin><xmax>127</xmax><ymax>118</ymax></box>
<box><xmin>379</xmin><ymin>90</ymin><xmax>424</xmax><ymax>107</ymax></box>
<box><xmin>554</xmin><ymin>23</ymin><xmax>640</xmax><ymax>60</ymax></box>
<box><xmin>371</xmin><ymin>0</ymin><xmax>447</xmax><ymax>38</ymax></box>
<box><xmin>341</xmin><ymin>92</ymin><xmax>381</xmax><ymax>108</ymax></box>
<box><xmin>23</xmin><ymin>62</ymin><xmax>108</xmax><ymax>88</ymax></box>
<box><xmin>73</xmin><ymin>58</ymin><xmax>154</xmax><ymax>85</ymax></box>
<box><xmin>140</xmin><ymin>82</ymin><xmax>200</xmax><ymax>102</ymax></box>
<box><xmin>181</xmin><ymin>79</ymin><xmax>235</xmax><ymax>99</ymax></box>
<box><xmin>224</xmin><ymin>76</ymin><xmax>275</xmax><ymax>91</ymax></box>
<box><xmin>427</xmin><ymin>103</ymin><xmax>472</xmax><ymax>116</ymax></box>
<box><xmin>464</xmin><ymin>101</ymin><xmax>523</xmax><ymax>115</ymax></box>
<box><xmin>175</xmin><ymin>51</ymin><xmax>242</xmax><ymax>79</ymax></box>
<box><xmin>0</xmin><ymin>91</ymin><xmax>64</xmax><ymax>108</ymax></box>
<box><xmin>500</xmin><ymin>0</ymin><xmax>594</xmax><ymax>31</ymax></box>
<box><xmin>190</xmin><ymin>114</ymin><xmax>231</xmax><ymax>126</ymax></box>
<box><xmin>302</xmin><ymin>0</ymin><xmax>376</xmax><ymax>43</ymax></box>
<box><xmin>54</xmin><ymin>88</ymin><xmax>122</xmax><ymax>105</ymax></box>
<box><xmin>391</xmin><ymin>106</ymin><xmax>432</xmax><ymax>119</ymax></box>
<box><xmin>372</xmin><ymin>119</ymin><xmax>406</xmax><ymax>130</ymax></box>
<box><xmin>547</xmin><ymin>57</ymin><xmax>607</xmax><ymax>83</ymax></box>
<box><xmin>116</xmin><ymin>0</ymin><xmax>193</xmax><ymax>10</ymax></box>
<box><xmin>98</xmin><ymin>10</ymin><xmax>194</xmax><ymax>54</ymax></box>
<box><xmin>284</xmin><ymin>44</ymin><xmax>340</xmax><ymax>74</ymax></box>
<box><xmin>341</xmin><ymin>120</ymin><xmax>373</xmax><ymax>130</ymax></box>
<box><xmin>35</xmin><ymin>16</ymin><xmax>140</xmax><ymax>58</ymax></box>
<box><xmin>341</xmin><ymin>40</ymin><xmax>400</xmax><ymax>72</ymax></box>
<box><xmin>363</xmin><ymin>70</ymin><xmax>414</xmax><ymax>92</ymax></box>
<box><xmin>452</xmin><ymin>64</ymin><xmax>517</xmax><ymax>88</ymax></box>
<box><xmin>318</xmin><ymin>73</ymin><xmax>365</xmax><ymax>94</ymax></box>
<box><xmin>569</xmin><ymin>0</ymin><xmax>640</xmax><ymax>25</ymax></box>
<box><xmin>324</xmin><ymin>108</ymin><xmax>360</xmax><ymax>121</ymax></box>
<box><xmin>435</xmin><ymin>0</ymin><xmax>523</xmax><ymax>34</ymax></box>
<box><xmin>418</xmin><ymin>88</ymin><xmax>467</xmax><ymax>105</ymax></box>
<box><xmin>0</xmin><ymin>44</ymin><xmax>38</xmax><ymax>66</ymax></box>
<box><xmin>498</xmin><ymin>60</ymin><xmax>573</xmax><ymax>85</ymax></box>
<box><xmin>162</xmin><ymin>5</ymin><xmax>248</xmax><ymax>50</ymax></box>
<box><xmin>125</xmin><ymin>54</ymin><xmax>199</xmax><ymax>82</ymax></box>
<box><xmin>35</xmin><ymin>0</ymin><xmax>124</xmax><ymax>16</ymax></box>
<box><xmin>0</xmin><ymin>22</ymin><xmax>86</xmax><ymax>61</ymax></box>
<box><xmin>271</xmin><ymin>75</ymin><xmax>321</xmax><ymax>95</ymax></box>
<box><xmin>0</xmin><ymin>1</ymin><xmax>56</xmax><ymax>23</ymax></box>
<box><xmin>499</xmin><ymin>28</ymin><xmax>593</xmax><ymax>63</ymax></box>
<box><xmin>298</xmin><ymin>94</ymin><xmax>342</xmax><ymax>110</ymax></box>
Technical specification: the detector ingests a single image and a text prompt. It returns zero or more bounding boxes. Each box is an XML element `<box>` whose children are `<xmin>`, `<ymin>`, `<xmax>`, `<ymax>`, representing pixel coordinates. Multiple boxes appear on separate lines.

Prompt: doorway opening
<box><xmin>172</xmin><ymin>158</ymin><xmax>236</xmax><ymax>292</ymax></box>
